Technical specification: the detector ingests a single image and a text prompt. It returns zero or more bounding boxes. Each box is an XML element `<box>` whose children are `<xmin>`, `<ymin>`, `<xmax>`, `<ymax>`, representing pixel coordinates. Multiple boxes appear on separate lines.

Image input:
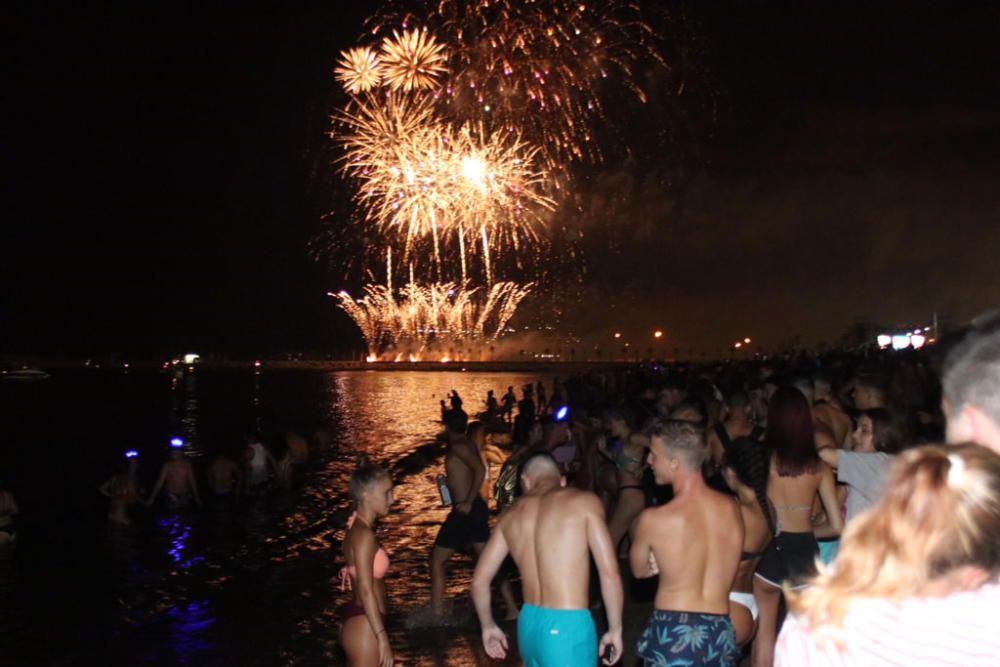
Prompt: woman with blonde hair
<box><xmin>776</xmin><ymin>444</ymin><xmax>1000</xmax><ymax>665</ymax></box>
<box><xmin>340</xmin><ymin>455</ymin><xmax>394</xmax><ymax>666</ymax></box>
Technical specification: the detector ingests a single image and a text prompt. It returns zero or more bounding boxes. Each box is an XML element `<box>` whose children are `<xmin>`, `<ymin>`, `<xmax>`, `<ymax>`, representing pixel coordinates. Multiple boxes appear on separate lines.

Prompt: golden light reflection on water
<box><xmin>283</xmin><ymin>371</ymin><xmax>552</xmax><ymax>665</ymax></box>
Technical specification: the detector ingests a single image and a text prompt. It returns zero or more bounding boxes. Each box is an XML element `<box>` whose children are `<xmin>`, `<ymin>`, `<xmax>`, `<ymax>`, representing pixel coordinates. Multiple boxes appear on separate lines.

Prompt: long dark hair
<box><xmin>724</xmin><ymin>437</ymin><xmax>776</xmax><ymax>536</ymax></box>
<box><xmin>767</xmin><ymin>387</ymin><xmax>820</xmax><ymax>476</ymax></box>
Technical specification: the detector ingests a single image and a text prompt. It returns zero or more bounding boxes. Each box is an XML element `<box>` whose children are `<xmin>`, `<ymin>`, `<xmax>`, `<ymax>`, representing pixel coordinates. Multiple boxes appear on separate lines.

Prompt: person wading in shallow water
<box><xmin>146</xmin><ymin>441</ymin><xmax>202</xmax><ymax>510</ymax></box>
<box><xmin>472</xmin><ymin>453</ymin><xmax>624</xmax><ymax>666</ymax></box>
<box><xmin>339</xmin><ymin>454</ymin><xmax>394</xmax><ymax>667</ymax></box>
<box><xmin>429</xmin><ymin>412</ymin><xmax>520</xmax><ymax>618</ymax></box>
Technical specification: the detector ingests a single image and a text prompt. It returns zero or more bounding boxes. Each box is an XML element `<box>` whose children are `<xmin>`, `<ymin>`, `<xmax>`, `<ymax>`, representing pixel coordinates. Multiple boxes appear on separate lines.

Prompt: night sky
<box><xmin>5</xmin><ymin>2</ymin><xmax>999</xmax><ymax>357</ymax></box>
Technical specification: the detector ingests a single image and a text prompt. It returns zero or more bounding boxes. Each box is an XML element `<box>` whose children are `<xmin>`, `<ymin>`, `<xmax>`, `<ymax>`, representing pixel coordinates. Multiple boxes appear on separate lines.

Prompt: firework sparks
<box><xmin>334</xmin><ymin>93</ymin><xmax>554</xmax><ymax>282</ymax></box>
<box><xmin>331</xmin><ymin>281</ymin><xmax>532</xmax><ymax>359</ymax></box>
<box><xmin>335</xmin><ymin>46</ymin><xmax>383</xmax><ymax>94</ymax></box>
<box><xmin>379</xmin><ymin>28</ymin><xmax>449</xmax><ymax>92</ymax></box>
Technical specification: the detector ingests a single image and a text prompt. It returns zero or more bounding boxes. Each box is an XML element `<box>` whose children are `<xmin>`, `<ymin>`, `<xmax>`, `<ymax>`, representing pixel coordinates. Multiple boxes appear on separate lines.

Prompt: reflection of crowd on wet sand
<box><xmin>342</xmin><ymin>314</ymin><xmax>1000</xmax><ymax>667</ymax></box>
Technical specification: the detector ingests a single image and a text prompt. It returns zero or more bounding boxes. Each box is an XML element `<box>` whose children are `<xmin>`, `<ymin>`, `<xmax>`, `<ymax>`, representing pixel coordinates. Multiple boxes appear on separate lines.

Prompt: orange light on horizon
<box><xmin>654</xmin><ymin>330</ymin><xmax>663</xmax><ymax>339</ymax></box>
<box><xmin>734</xmin><ymin>342</ymin><xmax>743</xmax><ymax>349</ymax></box>
<box><xmin>744</xmin><ymin>337</ymin><xmax>751</xmax><ymax>344</ymax></box>
<box><xmin>613</xmin><ymin>332</ymin><xmax>622</xmax><ymax>339</ymax></box>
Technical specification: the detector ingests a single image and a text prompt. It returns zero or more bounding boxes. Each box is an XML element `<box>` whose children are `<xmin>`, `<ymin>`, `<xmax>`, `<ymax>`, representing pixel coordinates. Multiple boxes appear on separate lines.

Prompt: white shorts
<box><xmin>729</xmin><ymin>591</ymin><xmax>758</xmax><ymax>621</ymax></box>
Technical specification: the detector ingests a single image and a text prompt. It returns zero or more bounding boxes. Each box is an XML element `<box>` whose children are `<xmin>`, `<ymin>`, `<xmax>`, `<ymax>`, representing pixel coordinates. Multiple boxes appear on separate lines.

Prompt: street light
<box><xmin>743</xmin><ymin>337</ymin><xmax>751</xmax><ymax>344</ymax></box>
<box><xmin>654</xmin><ymin>330</ymin><xmax>663</xmax><ymax>339</ymax></box>
<box><xmin>734</xmin><ymin>342</ymin><xmax>743</xmax><ymax>349</ymax></box>
<box><xmin>613</xmin><ymin>332</ymin><xmax>622</xmax><ymax>339</ymax></box>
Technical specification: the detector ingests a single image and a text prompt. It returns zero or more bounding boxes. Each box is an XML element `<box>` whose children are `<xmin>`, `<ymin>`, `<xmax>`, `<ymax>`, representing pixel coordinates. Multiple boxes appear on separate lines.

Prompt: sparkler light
<box><xmin>335</xmin><ymin>47</ymin><xmax>383</xmax><ymax>94</ymax></box>
<box><xmin>379</xmin><ymin>28</ymin><xmax>448</xmax><ymax>92</ymax></box>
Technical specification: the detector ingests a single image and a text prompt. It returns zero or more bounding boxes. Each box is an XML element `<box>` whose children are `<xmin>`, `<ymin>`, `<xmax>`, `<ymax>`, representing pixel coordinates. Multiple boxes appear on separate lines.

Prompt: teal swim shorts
<box><xmin>518</xmin><ymin>603</ymin><xmax>598</xmax><ymax>667</ymax></box>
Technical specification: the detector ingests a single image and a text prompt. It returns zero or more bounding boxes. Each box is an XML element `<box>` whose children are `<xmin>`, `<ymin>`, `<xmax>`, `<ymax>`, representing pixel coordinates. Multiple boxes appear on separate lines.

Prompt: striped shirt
<box><xmin>776</xmin><ymin>584</ymin><xmax>1000</xmax><ymax>666</ymax></box>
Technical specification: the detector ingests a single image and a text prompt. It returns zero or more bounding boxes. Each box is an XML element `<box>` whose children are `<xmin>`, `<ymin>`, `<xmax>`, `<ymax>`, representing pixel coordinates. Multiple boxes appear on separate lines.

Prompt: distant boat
<box><xmin>1</xmin><ymin>367</ymin><xmax>51</xmax><ymax>381</ymax></box>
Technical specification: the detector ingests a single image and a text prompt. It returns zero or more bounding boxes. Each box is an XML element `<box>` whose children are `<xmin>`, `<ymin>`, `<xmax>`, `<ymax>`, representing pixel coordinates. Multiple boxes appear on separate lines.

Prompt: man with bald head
<box><xmin>471</xmin><ymin>453</ymin><xmax>624</xmax><ymax>666</ymax></box>
<box><xmin>630</xmin><ymin>421</ymin><xmax>743</xmax><ymax>667</ymax></box>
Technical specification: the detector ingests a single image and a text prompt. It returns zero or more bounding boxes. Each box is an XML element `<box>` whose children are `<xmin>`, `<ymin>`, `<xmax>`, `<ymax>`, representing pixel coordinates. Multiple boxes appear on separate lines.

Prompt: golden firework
<box><xmin>334</xmin><ymin>46</ymin><xmax>383</xmax><ymax>94</ymax></box>
<box><xmin>379</xmin><ymin>28</ymin><xmax>448</xmax><ymax>92</ymax></box>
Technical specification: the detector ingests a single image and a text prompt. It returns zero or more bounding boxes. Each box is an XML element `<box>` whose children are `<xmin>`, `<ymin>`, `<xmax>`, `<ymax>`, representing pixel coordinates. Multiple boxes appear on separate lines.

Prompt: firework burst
<box><xmin>334</xmin><ymin>46</ymin><xmax>383</xmax><ymax>94</ymax></box>
<box><xmin>379</xmin><ymin>28</ymin><xmax>449</xmax><ymax>92</ymax></box>
<box><xmin>332</xmin><ymin>280</ymin><xmax>532</xmax><ymax>359</ymax></box>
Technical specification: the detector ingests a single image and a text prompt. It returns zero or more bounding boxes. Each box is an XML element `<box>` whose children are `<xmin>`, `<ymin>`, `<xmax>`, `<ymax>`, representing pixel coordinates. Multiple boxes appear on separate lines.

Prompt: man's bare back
<box><xmin>632</xmin><ymin>485</ymin><xmax>743</xmax><ymax>614</ymax></box>
<box><xmin>498</xmin><ymin>486</ymin><xmax>602</xmax><ymax>609</ymax></box>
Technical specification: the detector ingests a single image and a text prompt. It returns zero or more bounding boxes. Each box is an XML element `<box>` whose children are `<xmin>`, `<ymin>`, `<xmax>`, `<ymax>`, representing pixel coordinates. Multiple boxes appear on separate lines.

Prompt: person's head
<box><xmin>444</xmin><ymin>409</ymin><xmax>468</xmax><ymax>437</ymax></box>
<box><xmin>791</xmin><ymin>375</ymin><xmax>815</xmax><ymax>404</ymax></box>
<box><xmin>722</xmin><ymin>437</ymin><xmax>775</xmax><ymax>535</ymax></box>
<box><xmin>603</xmin><ymin>407</ymin><xmax>632</xmax><ymax>439</ymax></box>
<box><xmin>767</xmin><ymin>387</ymin><xmax>819</xmax><ymax>477</ymax></box>
<box><xmin>942</xmin><ymin>315</ymin><xmax>1000</xmax><ymax>453</ymax></box>
<box><xmin>851</xmin><ymin>408</ymin><xmax>907</xmax><ymax>454</ymax></box>
<box><xmin>519</xmin><ymin>453</ymin><xmax>565</xmax><ymax>493</ymax></box>
<box><xmin>646</xmin><ymin>420</ymin><xmax>707</xmax><ymax>485</ymax></box>
<box><xmin>349</xmin><ymin>454</ymin><xmax>393</xmax><ymax>517</ymax></box>
<box><xmin>725</xmin><ymin>391</ymin><xmax>752</xmax><ymax>421</ymax></box>
<box><xmin>812</xmin><ymin>368</ymin><xmax>833</xmax><ymax>398</ymax></box>
<box><xmin>789</xmin><ymin>444</ymin><xmax>1000</xmax><ymax>629</ymax></box>
<box><xmin>669</xmin><ymin>399</ymin><xmax>706</xmax><ymax>425</ymax></box>
<box><xmin>853</xmin><ymin>375</ymin><xmax>887</xmax><ymax>410</ymax></box>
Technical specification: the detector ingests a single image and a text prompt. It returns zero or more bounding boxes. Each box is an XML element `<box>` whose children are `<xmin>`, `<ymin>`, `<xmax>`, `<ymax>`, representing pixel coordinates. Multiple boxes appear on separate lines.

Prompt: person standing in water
<box><xmin>340</xmin><ymin>454</ymin><xmax>395</xmax><ymax>667</ymax></box>
<box><xmin>146</xmin><ymin>438</ymin><xmax>202</xmax><ymax>509</ymax></box>
<box><xmin>100</xmin><ymin>450</ymin><xmax>142</xmax><ymax>524</ymax></box>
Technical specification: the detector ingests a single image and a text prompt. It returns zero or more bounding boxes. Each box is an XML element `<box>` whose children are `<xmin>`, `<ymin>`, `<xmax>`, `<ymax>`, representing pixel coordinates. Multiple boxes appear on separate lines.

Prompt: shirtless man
<box><xmin>429</xmin><ymin>414</ymin><xmax>491</xmax><ymax>616</ymax></box>
<box><xmin>285</xmin><ymin>431</ymin><xmax>309</xmax><ymax>465</ymax></box>
<box><xmin>147</xmin><ymin>442</ymin><xmax>202</xmax><ymax>509</ymax></box>
<box><xmin>630</xmin><ymin>421</ymin><xmax>743</xmax><ymax>667</ymax></box>
<box><xmin>207</xmin><ymin>449</ymin><xmax>242</xmax><ymax>496</ymax></box>
<box><xmin>471</xmin><ymin>454</ymin><xmax>624</xmax><ymax>666</ymax></box>
<box><xmin>810</xmin><ymin>370</ymin><xmax>852</xmax><ymax>446</ymax></box>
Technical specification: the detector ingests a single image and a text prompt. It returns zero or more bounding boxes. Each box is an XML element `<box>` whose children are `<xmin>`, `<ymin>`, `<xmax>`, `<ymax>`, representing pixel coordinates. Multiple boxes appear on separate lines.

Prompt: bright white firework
<box><xmin>379</xmin><ymin>28</ymin><xmax>449</xmax><ymax>92</ymax></box>
<box><xmin>334</xmin><ymin>46</ymin><xmax>383</xmax><ymax>94</ymax></box>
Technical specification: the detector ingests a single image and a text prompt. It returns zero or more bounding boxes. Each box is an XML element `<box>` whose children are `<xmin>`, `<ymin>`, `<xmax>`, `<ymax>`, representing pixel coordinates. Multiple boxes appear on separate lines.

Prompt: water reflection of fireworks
<box><xmin>331</xmin><ymin>281</ymin><xmax>532</xmax><ymax>360</ymax></box>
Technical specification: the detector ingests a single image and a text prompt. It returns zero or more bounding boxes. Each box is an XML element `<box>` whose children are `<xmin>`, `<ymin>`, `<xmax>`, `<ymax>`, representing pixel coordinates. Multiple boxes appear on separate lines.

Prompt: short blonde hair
<box><xmin>788</xmin><ymin>444</ymin><xmax>1000</xmax><ymax>632</ymax></box>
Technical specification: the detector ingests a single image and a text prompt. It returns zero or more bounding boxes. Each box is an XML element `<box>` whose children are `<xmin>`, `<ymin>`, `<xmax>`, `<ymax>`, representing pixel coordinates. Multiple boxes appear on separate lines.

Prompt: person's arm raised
<box><xmin>586</xmin><ymin>496</ymin><xmax>623</xmax><ymax>665</ymax></box>
<box><xmin>471</xmin><ymin>520</ymin><xmax>511</xmax><ymax>660</ymax></box>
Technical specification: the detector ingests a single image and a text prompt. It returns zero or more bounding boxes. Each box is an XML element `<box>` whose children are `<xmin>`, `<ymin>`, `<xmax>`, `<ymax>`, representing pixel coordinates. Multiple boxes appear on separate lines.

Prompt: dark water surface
<box><xmin>1</xmin><ymin>369</ymin><xmax>549</xmax><ymax>666</ymax></box>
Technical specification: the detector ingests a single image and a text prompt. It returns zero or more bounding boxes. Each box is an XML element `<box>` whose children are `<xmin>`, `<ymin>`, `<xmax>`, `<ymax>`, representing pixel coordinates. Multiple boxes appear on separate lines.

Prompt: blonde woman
<box><xmin>776</xmin><ymin>444</ymin><xmax>1000</xmax><ymax>666</ymax></box>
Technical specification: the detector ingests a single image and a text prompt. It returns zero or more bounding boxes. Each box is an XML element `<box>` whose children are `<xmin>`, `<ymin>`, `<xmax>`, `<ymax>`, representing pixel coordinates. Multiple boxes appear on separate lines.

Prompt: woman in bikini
<box><xmin>753</xmin><ymin>387</ymin><xmax>842</xmax><ymax>667</ymax></box>
<box><xmin>598</xmin><ymin>408</ymin><xmax>648</xmax><ymax>554</ymax></box>
<box><xmin>340</xmin><ymin>455</ymin><xmax>394</xmax><ymax>667</ymax></box>
<box><xmin>721</xmin><ymin>436</ymin><xmax>774</xmax><ymax>647</ymax></box>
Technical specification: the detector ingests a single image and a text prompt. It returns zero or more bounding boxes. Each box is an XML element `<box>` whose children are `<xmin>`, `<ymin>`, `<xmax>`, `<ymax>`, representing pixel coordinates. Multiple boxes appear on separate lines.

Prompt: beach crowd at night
<box><xmin>339</xmin><ymin>313</ymin><xmax>1000</xmax><ymax>666</ymax></box>
<box><xmin>3</xmin><ymin>315</ymin><xmax>999</xmax><ymax>666</ymax></box>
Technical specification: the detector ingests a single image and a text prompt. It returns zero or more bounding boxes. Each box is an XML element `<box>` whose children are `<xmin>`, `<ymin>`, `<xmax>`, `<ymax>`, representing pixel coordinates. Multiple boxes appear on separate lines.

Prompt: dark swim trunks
<box><xmin>434</xmin><ymin>496</ymin><xmax>490</xmax><ymax>550</ymax></box>
<box><xmin>754</xmin><ymin>531</ymin><xmax>819</xmax><ymax>589</ymax></box>
<box><xmin>637</xmin><ymin>610</ymin><xmax>738</xmax><ymax>666</ymax></box>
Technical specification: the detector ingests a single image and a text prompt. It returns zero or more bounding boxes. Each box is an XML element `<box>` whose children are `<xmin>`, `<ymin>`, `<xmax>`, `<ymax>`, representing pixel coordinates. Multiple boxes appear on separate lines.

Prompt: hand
<box><xmin>377</xmin><ymin>630</ymin><xmax>393</xmax><ymax>667</ymax></box>
<box><xmin>647</xmin><ymin>551</ymin><xmax>659</xmax><ymax>576</ymax></box>
<box><xmin>482</xmin><ymin>623</ymin><xmax>509</xmax><ymax>659</ymax></box>
<box><xmin>599</xmin><ymin>629</ymin><xmax>623</xmax><ymax>665</ymax></box>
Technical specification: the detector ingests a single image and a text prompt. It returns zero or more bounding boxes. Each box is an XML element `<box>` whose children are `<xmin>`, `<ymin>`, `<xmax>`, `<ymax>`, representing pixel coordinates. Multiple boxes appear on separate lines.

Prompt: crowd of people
<box><xmin>340</xmin><ymin>313</ymin><xmax>1000</xmax><ymax>666</ymax></box>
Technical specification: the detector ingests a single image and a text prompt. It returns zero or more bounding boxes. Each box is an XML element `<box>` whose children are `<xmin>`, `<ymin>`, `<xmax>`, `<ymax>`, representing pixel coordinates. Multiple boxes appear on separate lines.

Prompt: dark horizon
<box><xmin>5</xmin><ymin>1</ymin><xmax>999</xmax><ymax>357</ymax></box>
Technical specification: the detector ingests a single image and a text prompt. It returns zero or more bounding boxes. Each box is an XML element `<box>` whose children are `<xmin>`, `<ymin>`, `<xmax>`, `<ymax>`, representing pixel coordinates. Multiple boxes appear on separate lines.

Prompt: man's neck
<box><xmin>527</xmin><ymin>478</ymin><xmax>562</xmax><ymax>497</ymax></box>
<box><xmin>671</xmin><ymin>467</ymin><xmax>707</xmax><ymax>498</ymax></box>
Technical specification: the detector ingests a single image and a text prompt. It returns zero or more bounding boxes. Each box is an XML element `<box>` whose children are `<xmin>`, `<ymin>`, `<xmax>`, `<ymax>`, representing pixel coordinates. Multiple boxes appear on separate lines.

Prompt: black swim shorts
<box><xmin>434</xmin><ymin>496</ymin><xmax>490</xmax><ymax>550</ymax></box>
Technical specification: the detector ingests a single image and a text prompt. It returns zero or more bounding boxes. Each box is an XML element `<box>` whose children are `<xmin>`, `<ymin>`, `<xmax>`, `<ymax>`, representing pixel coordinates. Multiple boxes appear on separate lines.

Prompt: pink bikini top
<box><xmin>339</xmin><ymin>512</ymin><xmax>390</xmax><ymax>591</ymax></box>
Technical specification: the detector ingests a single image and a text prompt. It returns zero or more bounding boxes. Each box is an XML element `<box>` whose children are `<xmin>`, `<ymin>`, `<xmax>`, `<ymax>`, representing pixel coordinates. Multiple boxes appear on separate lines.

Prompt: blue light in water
<box><xmin>170</xmin><ymin>437</ymin><xmax>185</xmax><ymax>449</ymax></box>
<box><xmin>555</xmin><ymin>406</ymin><xmax>569</xmax><ymax>421</ymax></box>
<box><xmin>125</xmin><ymin>449</ymin><xmax>139</xmax><ymax>458</ymax></box>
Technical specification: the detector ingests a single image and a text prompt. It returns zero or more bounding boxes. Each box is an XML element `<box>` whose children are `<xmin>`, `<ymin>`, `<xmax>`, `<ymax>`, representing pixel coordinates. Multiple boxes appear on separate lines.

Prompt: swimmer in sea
<box><xmin>146</xmin><ymin>439</ymin><xmax>202</xmax><ymax>510</ymax></box>
<box><xmin>100</xmin><ymin>451</ymin><xmax>141</xmax><ymax>524</ymax></box>
<box><xmin>207</xmin><ymin>448</ymin><xmax>242</xmax><ymax>497</ymax></box>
